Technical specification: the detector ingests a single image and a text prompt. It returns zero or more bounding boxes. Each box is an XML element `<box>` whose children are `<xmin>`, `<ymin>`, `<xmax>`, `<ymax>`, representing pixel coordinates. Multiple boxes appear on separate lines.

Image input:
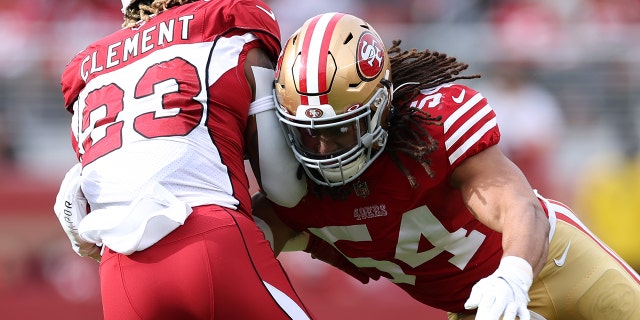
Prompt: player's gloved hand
<box><xmin>53</xmin><ymin>163</ymin><xmax>101</xmax><ymax>261</ymax></box>
<box><xmin>305</xmin><ymin>234</ymin><xmax>381</xmax><ymax>284</ymax></box>
<box><xmin>464</xmin><ymin>256</ymin><xmax>533</xmax><ymax>320</ymax></box>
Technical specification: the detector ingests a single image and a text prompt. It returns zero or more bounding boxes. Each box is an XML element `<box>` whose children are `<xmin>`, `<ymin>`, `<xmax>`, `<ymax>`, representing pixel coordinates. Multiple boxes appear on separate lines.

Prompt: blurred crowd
<box><xmin>0</xmin><ymin>0</ymin><xmax>639</xmax><ymax>318</ymax></box>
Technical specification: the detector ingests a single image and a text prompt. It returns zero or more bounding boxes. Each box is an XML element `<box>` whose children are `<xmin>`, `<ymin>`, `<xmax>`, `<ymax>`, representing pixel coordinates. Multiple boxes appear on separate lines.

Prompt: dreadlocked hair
<box><xmin>122</xmin><ymin>0</ymin><xmax>198</xmax><ymax>28</ymax></box>
<box><xmin>386</xmin><ymin>40</ymin><xmax>480</xmax><ymax>188</ymax></box>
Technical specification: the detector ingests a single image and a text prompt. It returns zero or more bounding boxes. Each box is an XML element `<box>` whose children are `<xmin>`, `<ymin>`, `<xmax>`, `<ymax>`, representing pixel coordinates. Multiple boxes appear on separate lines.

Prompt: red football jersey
<box><xmin>60</xmin><ymin>0</ymin><xmax>281</xmax><ymax>216</ymax></box>
<box><xmin>274</xmin><ymin>84</ymin><xmax>504</xmax><ymax>312</ymax></box>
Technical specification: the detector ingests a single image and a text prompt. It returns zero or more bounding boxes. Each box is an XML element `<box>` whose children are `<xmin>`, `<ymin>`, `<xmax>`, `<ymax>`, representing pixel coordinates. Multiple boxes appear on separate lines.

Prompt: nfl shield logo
<box><xmin>353</xmin><ymin>180</ymin><xmax>370</xmax><ymax>198</ymax></box>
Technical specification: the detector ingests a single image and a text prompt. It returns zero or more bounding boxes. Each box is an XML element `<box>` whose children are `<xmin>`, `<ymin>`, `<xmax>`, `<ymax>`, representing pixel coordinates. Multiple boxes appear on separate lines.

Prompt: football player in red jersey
<box><xmin>252</xmin><ymin>12</ymin><xmax>640</xmax><ymax>320</ymax></box>
<box><xmin>53</xmin><ymin>0</ymin><xmax>313</xmax><ymax>319</ymax></box>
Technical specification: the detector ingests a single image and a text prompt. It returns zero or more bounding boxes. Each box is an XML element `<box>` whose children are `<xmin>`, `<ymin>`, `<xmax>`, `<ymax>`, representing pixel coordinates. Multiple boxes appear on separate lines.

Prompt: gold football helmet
<box><xmin>275</xmin><ymin>12</ymin><xmax>392</xmax><ymax>187</ymax></box>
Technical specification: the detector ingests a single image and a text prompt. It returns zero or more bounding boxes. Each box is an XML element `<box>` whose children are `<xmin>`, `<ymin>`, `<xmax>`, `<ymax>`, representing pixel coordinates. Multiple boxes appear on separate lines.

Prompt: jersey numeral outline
<box><xmin>79</xmin><ymin>57</ymin><xmax>204</xmax><ymax>165</ymax></box>
<box><xmin>309</xmin><ymin>205</ymin><xmax>486</xmax><ymax>285</ymax></box>
<box><xmin>410</xmin><ymin>92</ymin><xmax>442</xmax><ymax>110</ymax></box>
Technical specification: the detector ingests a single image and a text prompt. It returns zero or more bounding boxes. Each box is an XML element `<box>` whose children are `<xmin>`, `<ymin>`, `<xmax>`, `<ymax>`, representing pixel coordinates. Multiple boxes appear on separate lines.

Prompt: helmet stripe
<box><xmin>299</xmin><ymin>16</ymin><xmax>319</xmax><ymax>105</ymax></box>
<box><xmin>299</xmin><ymin>12</ymin><xmax>344</xmax><ymax>106</ymax></box>
<box><xmin>317</xmin><ymin>13</ymin><xmax>343</xmax><ymax>105</ymax></box>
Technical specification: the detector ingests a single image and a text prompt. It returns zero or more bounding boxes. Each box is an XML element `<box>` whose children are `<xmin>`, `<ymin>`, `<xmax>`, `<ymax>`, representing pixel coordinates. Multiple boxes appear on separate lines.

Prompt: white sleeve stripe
<box><xmin>445</xmin><ymin>104</ymin><xmax>493</xmax><ymax>150</ymax></box>
<box><xmin>448</xmin><ymin>117</ymin><xmax>497</xmax><ymax>165</ymax></box>
<box><xmin>443</xmin><ymin>92</ymin><xmax>484</xmax><ymax>133</ymax></box>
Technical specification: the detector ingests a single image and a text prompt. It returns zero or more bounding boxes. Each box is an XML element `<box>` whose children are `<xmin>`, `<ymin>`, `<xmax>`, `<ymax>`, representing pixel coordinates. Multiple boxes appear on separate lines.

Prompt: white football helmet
<box><xmin>121</xmin><ymin>0</ymin><xmax>134</xmax><ymax>13</ymax></box>
<box><xmin>275</xmin><ymin>12</ymin><xmax>392</xmax><ymax>187</ymax></box>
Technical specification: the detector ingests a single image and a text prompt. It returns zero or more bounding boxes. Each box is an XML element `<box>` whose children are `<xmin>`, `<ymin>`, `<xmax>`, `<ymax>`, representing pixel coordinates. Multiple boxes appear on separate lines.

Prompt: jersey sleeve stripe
<box><xmin>443</xmin><ymin>92</ymin><xmax>483</xmax><ymax>134</ymax></box>
<box><xmin>448</xmin><ymin>117</ymin><xmax>497</xmax><ymax>165</ymax></box>
<box><xmin>444</xmin><ymin>104</ymin><xmax>493</xmax><ymax>150</ymax></box>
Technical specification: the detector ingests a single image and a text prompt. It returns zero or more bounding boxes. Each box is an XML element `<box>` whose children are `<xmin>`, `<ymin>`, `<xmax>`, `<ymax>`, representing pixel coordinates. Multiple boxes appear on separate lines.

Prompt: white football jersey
<box><xmin>60</xmin><ymin>0</ymin><xmax>282</xmax><ymax>214</ymax></box>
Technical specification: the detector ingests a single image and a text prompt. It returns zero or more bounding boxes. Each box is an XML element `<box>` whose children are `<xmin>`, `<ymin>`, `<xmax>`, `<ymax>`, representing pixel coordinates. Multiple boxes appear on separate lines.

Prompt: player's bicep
<box><xmin>244</xmin><ymin>47</ymin><xmax>275</xmax><ymax>101</ymax></box>
<box><xmin>244</xmin><ymin>47</ymin><xmax>275</xmax><ymax>187</ymax></box>
<box><xmin>244</xmin><ymin>45</ymin><xmax>307</xmax><ymax>207</ymax></box>
<box><xmin>450</xmin><ymin>145</ymin><xmax>534</xmax><ymax>230</ymax></box>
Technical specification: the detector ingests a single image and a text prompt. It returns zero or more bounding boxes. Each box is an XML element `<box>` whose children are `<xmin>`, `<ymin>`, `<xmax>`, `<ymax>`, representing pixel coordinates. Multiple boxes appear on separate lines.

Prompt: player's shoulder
<box><xmin>413</xmin><ymin>83</ymin><xmax>492</xmax><ymax>128</ymax></box>
<box><xmin>411</xmin><ymin>82</ymin><xmax>499</xmax><ymax>164</ymax></box>
<box><xmin>415</xmin><ymin>83</ymin><xmax>484</xmax><ymax>115</ymax></box>
<box><xmin>198</xmin><ymin>0</ymin><xmax>278</xmax><ymax>26</ymax></box>
<box><xmin>198</xmin><ymin>0</ymin><xmax>281</xmax><ymax>57</ymax></box>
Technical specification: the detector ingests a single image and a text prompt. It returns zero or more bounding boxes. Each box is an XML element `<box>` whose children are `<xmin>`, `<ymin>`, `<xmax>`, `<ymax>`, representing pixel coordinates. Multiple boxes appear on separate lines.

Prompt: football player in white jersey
<box><xmin>252</xmin><ymin>12</ymin><xmax>640</xmax><ymax>320</ymax></box>
<box><xmin>53</xmin><ymin>0</ymin><xmax>312</xmax><ymax>319</ymax></box>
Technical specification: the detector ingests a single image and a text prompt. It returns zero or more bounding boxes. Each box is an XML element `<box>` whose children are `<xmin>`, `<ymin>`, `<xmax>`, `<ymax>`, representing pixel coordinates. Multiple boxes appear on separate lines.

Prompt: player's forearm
<box><xmin>251</xmin><ymin>192</ymin><xmax>299</xmax><ymax>253</ymax></box>
<box><xmin>468</xmin><ymin>186</ymin><xmax>550</xmax><ymax>277</ymax></box>
<box><xmin>499</xmin><ymin>199</ymin><xmax>550</xmax><ymax>277</ymax></box>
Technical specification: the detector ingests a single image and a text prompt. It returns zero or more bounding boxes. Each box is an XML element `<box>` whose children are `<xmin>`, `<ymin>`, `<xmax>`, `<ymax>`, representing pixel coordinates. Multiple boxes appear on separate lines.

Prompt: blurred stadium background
<box><xmin>1</xmin><ymin>0</ymin><xmax>639</xmax><ymax>319</ymax></box>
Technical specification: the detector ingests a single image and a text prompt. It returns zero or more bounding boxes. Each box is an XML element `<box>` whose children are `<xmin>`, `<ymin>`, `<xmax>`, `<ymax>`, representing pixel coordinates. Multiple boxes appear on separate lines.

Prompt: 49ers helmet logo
<box><xmin>357</xmin><ymin>31</ymin><xmax>385</xmax><ymax>80</ymax></box>
<box><xmin>305</xmin><ymin>108</ymin><xmax>324</xmax><ymax>118</ymax></box>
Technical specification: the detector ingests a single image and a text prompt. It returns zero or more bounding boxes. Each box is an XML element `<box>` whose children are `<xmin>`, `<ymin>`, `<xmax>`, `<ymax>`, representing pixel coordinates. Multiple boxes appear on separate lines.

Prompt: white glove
<box><xmin>464</xmin><ymin>256</ymin><xmax>533</xmax><ymax>320</ymax></box>
<box><xmin>53</xmin><ymin>163</ymin><xmax>101</xmax><ymax>261</ymax></box>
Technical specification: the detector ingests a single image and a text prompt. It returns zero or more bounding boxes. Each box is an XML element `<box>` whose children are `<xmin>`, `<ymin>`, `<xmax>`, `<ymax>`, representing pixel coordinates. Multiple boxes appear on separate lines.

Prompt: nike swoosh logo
<box><xmin>554</xmin><ymin>240</ymin><xmax>572</xmax><ymax>267</ymax></box>
<box><xmin>256</xmin><ymin>5</ymin><xmax>276</xmax><ymax>21</ymax></box>
<box><xmin>452</xmin><ymin>89</ymin><xmax>465</xmax><ymax>104</ymax></box>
